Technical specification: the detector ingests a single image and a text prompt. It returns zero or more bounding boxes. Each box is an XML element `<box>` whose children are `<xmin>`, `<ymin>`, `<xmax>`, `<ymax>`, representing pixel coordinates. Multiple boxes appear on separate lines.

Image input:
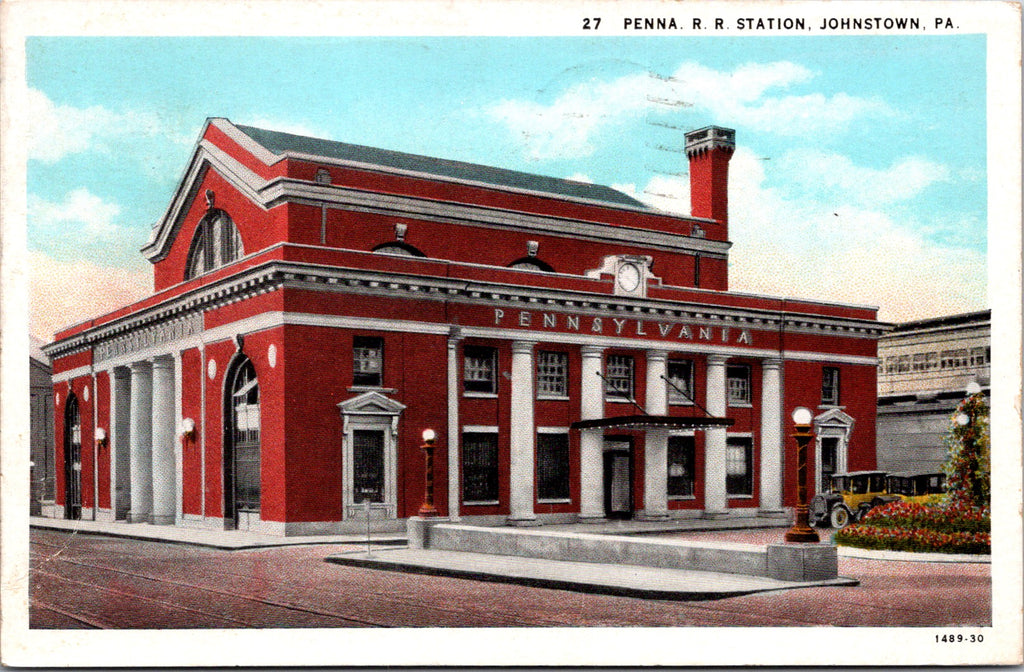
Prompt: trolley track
<box><xmin>30</xmin><ymin>537</ymin><xmax>555</xmax><ymax>627</ymax></box>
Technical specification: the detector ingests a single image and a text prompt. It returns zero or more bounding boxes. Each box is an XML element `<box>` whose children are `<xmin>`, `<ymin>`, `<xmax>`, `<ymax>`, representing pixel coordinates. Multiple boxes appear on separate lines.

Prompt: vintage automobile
<box><xmin>808</xmin><ymin>471</ymin><xmax>900</xmax><ymax>528</ymax></box>
<box><xmin>885</xmin><ymin>471</ymin><xmax>946</xmax><ymax>504</ymax></box>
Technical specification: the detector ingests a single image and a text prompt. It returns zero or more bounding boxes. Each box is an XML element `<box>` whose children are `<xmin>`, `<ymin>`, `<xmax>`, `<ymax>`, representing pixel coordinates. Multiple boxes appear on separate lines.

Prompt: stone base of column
<box><xmin>407</xmin><ymin>515</ymin><xmax>448</xmax><ymax>549</ymax></box>
<box><xmin>506</xmin><ymin>516</ymin><xmax>541</xmax><ymax>527</ymax></box>
<box><xmin>635</xmin><ymin>510</ymin><xmax>671</xmax><ymax>521</ymax></box>
<box><xmin>127</xmin><ymin>512</ymin><xmax>151</xmax><ymax>523</ymax></box>
<box><xmin>150</xmin><ymin>514</ymin><xmax>176</xmax><ymax>525</ymax></box>
<box><xmin>766</xmin><ymin>543</ymin><xmax>837</xmax><ymax>581</ymax></box>
<box><xmin>702</xmin><ymin>510</ymin><xmax>730</xmax><ymax>520</ymax></box>
<box><xmin>576</xmin><ymin>514</ymin><xmax>608</xmax><ymax>524</ymax></box>
<box><xmin>758</xmin><ymin>507</ymin><xmax>789</xmax><ymax>518</ymax></box>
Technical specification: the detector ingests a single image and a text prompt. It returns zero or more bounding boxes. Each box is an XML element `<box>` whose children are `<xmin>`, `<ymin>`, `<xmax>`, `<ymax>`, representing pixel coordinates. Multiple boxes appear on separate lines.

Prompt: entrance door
<box><xmin>352</xmin><ymin>430</ymin><xmax>385</xmax><ymax>504</ymax></box>
<box><xmin>603</xmin><ymin>438</ymin><xmax>633</xmax><ymax>519</ymax></box>
<box><xmin>63</xmin><ymin>394</ymin><xmax>82</xmax><ymax>520</ymax></box>
<box><xmin>820</xmin><ymin>437</ymin><xmax>839</xmax><ymax>493</ymax></box>
<box><xmin>225</xmin><ymin>358</ymin><xmax>261</xmax><ymax>531</ymax></box>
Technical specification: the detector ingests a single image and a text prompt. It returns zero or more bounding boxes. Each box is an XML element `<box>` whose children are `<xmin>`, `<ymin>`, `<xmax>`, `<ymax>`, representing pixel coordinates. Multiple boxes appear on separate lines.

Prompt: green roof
<box><xmin>235</xmin><ymin>124</ymin><xmax>650</xmax><ymax>209</ymax></box>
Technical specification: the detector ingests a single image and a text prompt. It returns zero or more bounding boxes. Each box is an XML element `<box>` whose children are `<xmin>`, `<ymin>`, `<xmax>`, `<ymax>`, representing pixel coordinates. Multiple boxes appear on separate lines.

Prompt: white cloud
<box><xmin>776</xmin><ymin>150</ymin><xmax>951</xmax><ymax>205</ymax></box>
<box><xmin>28</xmin><ymin>188</ymin><xmax>124</xmax><ymax>239</ymax></box>
<box><xmin>618</xmin><ymin>147</ymin><xmax>984</xmax><ymax>322</ymax></box>
<box><xmin>29</xmin><ymin>252</ymin><xmax>151</xmax><ymax>341</ymax></box>
<box><xmin>486</xmin><ymin>61</ymin><xmax>893</xmax><ymax>160</ymax></box>
<box><xmin>27</xmin><ymin>88</ymin><xmax>188</xmax><ymax>164</ymax></box>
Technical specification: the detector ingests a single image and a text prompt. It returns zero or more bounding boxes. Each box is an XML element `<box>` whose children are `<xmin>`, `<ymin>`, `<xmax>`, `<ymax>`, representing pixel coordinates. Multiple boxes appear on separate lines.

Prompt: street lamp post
<box><xmin>785</xmin><ymin>406</ymin><xmax>820</xmax><ymax>543</ymax></box>
<box><xmin>417</xmin><ymin>428</ymin><xmax>439</xmax><ymax>518</ymax></box>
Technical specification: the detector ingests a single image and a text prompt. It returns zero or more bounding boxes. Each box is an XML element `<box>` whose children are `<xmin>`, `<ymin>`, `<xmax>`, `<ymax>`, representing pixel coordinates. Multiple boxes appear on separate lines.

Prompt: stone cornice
<box><xmin>43</xmin><ymin>259</ymin><xmax>888</xmax><ymax>361</ymax></box>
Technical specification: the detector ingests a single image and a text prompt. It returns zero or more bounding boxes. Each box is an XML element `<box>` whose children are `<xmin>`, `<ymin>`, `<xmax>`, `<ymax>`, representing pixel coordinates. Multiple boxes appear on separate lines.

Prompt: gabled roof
<box><xmin>234</xmin><ymin>124</ymin><xmax>650</xmax><ymax>209</ymax></box>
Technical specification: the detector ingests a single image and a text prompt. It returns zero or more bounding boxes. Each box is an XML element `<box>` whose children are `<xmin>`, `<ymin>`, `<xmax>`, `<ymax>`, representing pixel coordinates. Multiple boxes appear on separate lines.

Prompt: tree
<box><xmin>942</xmin><ymin>391</ymin><xmax>990</xmax><ymax>509</ymax></box>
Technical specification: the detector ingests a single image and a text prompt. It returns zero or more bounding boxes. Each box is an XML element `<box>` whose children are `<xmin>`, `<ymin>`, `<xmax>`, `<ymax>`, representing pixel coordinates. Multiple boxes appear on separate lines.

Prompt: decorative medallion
<box><xmin>268</xmin><ymin>344</ymin><xmax>277</xmax><ymax>368</ymax></box>
<box><xmin>207</xmin><ymin>358</ymin><xmax>217</xmax><ymax>380</ymax></box>
<box><xmin>82</xmin><ymin>385</ymin><xmax>89</xmax><ymax>402</ymax></box>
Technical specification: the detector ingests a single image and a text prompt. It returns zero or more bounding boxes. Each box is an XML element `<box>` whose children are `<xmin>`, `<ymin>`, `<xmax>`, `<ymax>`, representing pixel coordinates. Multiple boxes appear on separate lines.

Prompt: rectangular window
<box><xmin>970</xmin><ymin>347</ymin><xmax>988</xmax><ymax>366</ymax></box>
<box><xmin>462</xmin><ymin>432</ymin><xmax>499</xmax><ymax>502</ymax></box>
<box><xmin>726</xmin><ymin>364</ymin><xmax>751</xmax><ymax>405</ymax></box>
<box><xmin>464</xmin><ymin>346</ymin><xmax>497</xmax><ymax>394</ymax></box>
<box><xmin>352</xmin><ymin>429</ymin><xmax>385</xmax><ymax>503</ymax></box>
<box><xmin>536</xmin><ymin>351</ymin><xmax>569</xmax><ymax>398</ymax></box>
<box><xmin>667</xmin><ymin>360</ymin><xmax>694</xmax><ymax>405</ymax></box>
<box><xmin>925</xmin><ymin>351</ymin><xmax>938</xmax><ymax>370</ymax></box>
<box><xmin>352</xmin><ymin>336</ymin><xmax>384</xmax><ymax>387</ymax></box>
<box><xmin>821</xmin><ymin>366</ymin><xmax>840</xmax><ymax>406</ymax></box>
<box><xmin>912</xmin><ymin>352</ymin><xmax>927</xmax><ymax>371</ymax></box>
<box><xmin>605</xmin><ymin>355</ymin><xmax>634</xmax><ymax>400</ymax></box>
<box><xmin>726</xmin><ymin>437</ymin><xmax>753</xmax><ymax>496</ymax></box>
<box><xmin>667</xmin><ymin>435</ymin><xmax>696</xmax><ymax>497</ymax></box>
<box><xmin>536</xmin><ymin>433</ymin><xmax>570</xmax><ymax>501</ymax></box>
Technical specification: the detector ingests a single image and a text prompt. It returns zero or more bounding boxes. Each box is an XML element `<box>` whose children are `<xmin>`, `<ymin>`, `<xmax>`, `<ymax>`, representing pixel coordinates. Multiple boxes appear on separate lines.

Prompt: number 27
<box><xmin>583</xmin><ymin>17</ymin><xmax>601</xmax><ymax>29</ymax></box>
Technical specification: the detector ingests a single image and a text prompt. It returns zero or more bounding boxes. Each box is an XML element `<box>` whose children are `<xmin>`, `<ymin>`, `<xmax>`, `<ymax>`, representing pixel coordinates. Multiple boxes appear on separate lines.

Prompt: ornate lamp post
<box><xmin>785</xmin><ymin>406</ymin><xmax>820</xmax><ymax>543</ymax></box>
<box><xmin>417</xmin><ymin>428</ymin><xmax>439</xmax><ymax>517</ymax></box>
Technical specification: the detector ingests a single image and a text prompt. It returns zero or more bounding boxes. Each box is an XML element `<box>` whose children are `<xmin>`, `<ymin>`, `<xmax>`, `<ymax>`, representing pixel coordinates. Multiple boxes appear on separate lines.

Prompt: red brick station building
<box><xmin>42</xmin><ymin>119</ymin><xmax>886</xmax><ymax>535</ymax></box>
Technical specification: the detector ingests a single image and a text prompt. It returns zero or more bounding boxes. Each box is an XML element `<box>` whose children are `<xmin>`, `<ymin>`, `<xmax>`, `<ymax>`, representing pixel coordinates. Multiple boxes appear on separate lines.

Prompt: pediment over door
<box><xmin>337</xmin><ymin>391</ymin><xmax>407</xmax><ymax>416</ymax></box>
<box><xmin>814</xmin><ymin>407</ymin><xmax>855</xmax><ymax>429</ymax></box>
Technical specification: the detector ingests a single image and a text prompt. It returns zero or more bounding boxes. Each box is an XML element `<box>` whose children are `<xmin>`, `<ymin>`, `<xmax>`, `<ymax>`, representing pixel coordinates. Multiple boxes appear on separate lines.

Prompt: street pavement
<box><xmin>28</xmin><ymin>527</ymin><xmax>990</xmax><ymax>628</ymax></box>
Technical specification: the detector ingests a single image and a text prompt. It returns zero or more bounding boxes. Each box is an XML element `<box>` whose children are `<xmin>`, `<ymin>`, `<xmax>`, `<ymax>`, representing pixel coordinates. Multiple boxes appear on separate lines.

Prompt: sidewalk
<box><xmin>326</xmin><ymin>547</ymin><xmax>858</xmax><ymax>601</ymax></box>
<box><xmin>30</xmin><ymin>517</ymin><xmax>404</xmax><ymax>550</ymax></box>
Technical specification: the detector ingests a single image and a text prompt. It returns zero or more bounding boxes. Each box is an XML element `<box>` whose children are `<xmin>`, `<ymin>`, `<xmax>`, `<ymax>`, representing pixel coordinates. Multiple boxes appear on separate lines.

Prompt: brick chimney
<box><xmin>685</xmin><ymin>126</ymin><xmax>735</xmax><ymax>225</ymax></box>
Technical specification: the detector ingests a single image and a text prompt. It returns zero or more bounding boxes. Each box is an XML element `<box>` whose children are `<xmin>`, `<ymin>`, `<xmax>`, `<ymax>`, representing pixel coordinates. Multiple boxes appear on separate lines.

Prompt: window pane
<box><xmin>464</xmin><ymin>346</ymin><xmax>497</xmax><ymax>393</ymax></box>
<box><xmin>726</xmin><ymin>365</ymin><xmax>750</xmax><ymax>404</ymax></box>
<box><xmin>667</xmin><ymin>435</ymin><xmax>695</xmax><ymax>497</ymax></box>
<box><xmin>606</xmin><ymin>355</ymin><xmax>634</xmax><ymax>399</ymax></box>
<box><xmin>462</xmin><ymin>432</ymin><xmax>499</xmax><ymax>502</ymax></box>
<box><xmin>353</xmin><ymin>430</ymin><xmax>385</xmax><ymax>503</ymax></box>
<box><xmin>537</xmin><ymin>351</ymin><xmax>568</xmax><ymax>397</ymax></box>
<box><xmin>353</xmin><ymin>336</ymin><xmax>384</xmax><ymax>386</ymax></box>
<box><xmin>537</xmin><ymin>433</ymin><xmax>570</xmax><ymax>500</ymax></box>
<box><xmin>667</xmin><ymin>360</ymin><xmax>694</xmax><ymax>404</ymax></box>
<box><xmin>821</xmin><ymin>367</ymin><xmax>840</xmax><ymax>405</ymax></box>
<box><xmin>725</xmin><ymin>438</ymin><xmax>753</xmax><ymax>496</ymax></box>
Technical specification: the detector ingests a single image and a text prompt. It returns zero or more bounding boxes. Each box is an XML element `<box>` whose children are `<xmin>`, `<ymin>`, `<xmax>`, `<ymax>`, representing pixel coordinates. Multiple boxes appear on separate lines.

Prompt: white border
<box><xmin>2</xmin><ymin>0</ymin><xmax>1020</xmax><ymax>668</ymax></box>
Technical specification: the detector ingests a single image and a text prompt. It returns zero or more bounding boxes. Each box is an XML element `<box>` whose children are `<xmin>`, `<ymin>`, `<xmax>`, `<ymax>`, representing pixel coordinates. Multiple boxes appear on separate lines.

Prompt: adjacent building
<box><xmin>876</xmin><ymin>310</ymin><xmax>991</xmax><ymax>473</ymax></box>
<box><xmin>30</xmin><ymin>336</ymin><xmax>55</xmax><ymax>516</ymax></box>
<box><xmin>42</xmin><ymin>119</ymin><xmax>887</xmax><ymax>534</ymax></box>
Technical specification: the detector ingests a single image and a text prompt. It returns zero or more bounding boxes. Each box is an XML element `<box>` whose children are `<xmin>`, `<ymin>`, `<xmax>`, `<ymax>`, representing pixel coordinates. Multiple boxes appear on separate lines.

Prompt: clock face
<box><xmin>617</xmin><ymin>263</ymin><xmax>641</xmax><ymax>292</ymax></box>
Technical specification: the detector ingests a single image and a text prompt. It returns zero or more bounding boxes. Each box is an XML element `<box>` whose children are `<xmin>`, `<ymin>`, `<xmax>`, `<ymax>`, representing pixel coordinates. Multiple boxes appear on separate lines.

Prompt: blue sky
<box><xmin>26</xmin><ymin>35</ymin><xmax>987</xmax><ymax>338</ymax></box>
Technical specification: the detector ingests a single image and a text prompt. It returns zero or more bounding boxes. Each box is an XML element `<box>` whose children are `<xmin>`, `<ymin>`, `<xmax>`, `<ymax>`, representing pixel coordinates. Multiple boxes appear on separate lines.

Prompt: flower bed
<box><xmin>835</xmin><ymin>501</ymin><xmax>991</xmax><ymax>554</ymax></box>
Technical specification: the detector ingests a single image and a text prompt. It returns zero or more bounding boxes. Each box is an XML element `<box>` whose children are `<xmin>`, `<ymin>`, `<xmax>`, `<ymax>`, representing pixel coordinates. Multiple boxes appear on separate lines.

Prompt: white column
<box><xmin>704</xmin><ymin>354</ymin><xmax>728</xmax><ymax>517</ymax></box>
<box><xmin>446</xmin><ymin>334</ymin><xmax>461</xmax><ymax>521</ymax></box>
<box><xmin>128</xmin><ymin>362</ymin><xmax>153</xmax><ymax>523</ymax></box>
<box><xmin>641</xmin><ymin>350</ymin><xmax>670</xmax><ymax>520</ymax></box>
<box><xmin>578</xmin><ymin>345</ymin><xmax>605</xmax><ymax>522</ymax></box>
<box><xmin>111</xmin><ymin>366</ymin><xmax>132</xmax><ymax>520</ymax></box>
<box><xmin>759</xmin><ymin>358</ymin><xmax>784</xmax><ymax>514</ymax></box>
<box><xmin>173</xmin><ymin>352</ymin><xmax>183</xmax><ymax>525</ymax></box>
<box><xmin>91</xmin><ymin>371</ymin><xmax>99</xmax><ymax>520</ymax></box>
<box><xmin>508</xmin><ymin>341</ymin><xmax>538</xmax><ymax>525</ymax></box>
<box><xmin>150</xmin><ymin>356</ymin><xmax>176</xmax><ymax>525</ymax></box>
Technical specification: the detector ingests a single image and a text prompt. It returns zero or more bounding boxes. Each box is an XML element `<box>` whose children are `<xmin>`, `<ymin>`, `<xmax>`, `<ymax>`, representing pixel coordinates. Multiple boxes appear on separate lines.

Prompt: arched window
<box><xmin>371</xmin><ymin>241</ymin><xmax>427</xmax><ymax>258</ymax></box>
<box><xmin>508</xmin><ymin>256</ymin><xmax>555</xmax><ymax>273</ymax></box>
<box><xmin>225</xmin><ymin>357</ymin><xmax>260</xmax><ymax>529</ymax></box>
<box><xmin>185</xmin><ymin>210</ymin><xmax>244</xmax><ymax>280</ymax></box>
<box><xmin>63</xmin><ymin>394</ymin><xmax>82</xmax><ymax>520</ymax></box>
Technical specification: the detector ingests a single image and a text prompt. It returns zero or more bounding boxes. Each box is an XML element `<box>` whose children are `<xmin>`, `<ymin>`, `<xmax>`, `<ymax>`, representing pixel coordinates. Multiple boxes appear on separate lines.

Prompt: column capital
<box><xmin>511</xmin><ymin>341</ymin><xmax>536</xmax><ymax>355</ymax></box>
<box><xmin>580</xmin><ymin>345</ymin><xmax>605</xmax><ymax>359</ymax></box>
<box><xmin>762</xmin><ymin>357</ymin><xmax>783</xmax><ymax>371</ymax></box>
<box><xmin>645</xmin><ymin>349</ymin><xmax>669</xmax><ymax>363</ymax></box>
<box><xmin>150</xmin><ymin>355</ymin><xmax>174</xmax><ymax>371</ymax></box>
<box><xmin>112</xmin><ymin>365</ymin><xmax>131</xmax><ymax>380</ymax></box>
<box><xmin>130</xmin><ymin>360</ymin><xmax>152</xmax><ymax>374</ymax></box>
<box><xmin>706</xmin><ymin>353</ymin><xmax>729</xmax><ymax>367</ymax></box>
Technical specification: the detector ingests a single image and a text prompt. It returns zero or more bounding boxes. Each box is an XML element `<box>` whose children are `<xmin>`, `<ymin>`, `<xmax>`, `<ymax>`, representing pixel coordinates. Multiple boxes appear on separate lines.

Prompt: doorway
<box><xmin>63</xmin><ymin>394</ymin><xmax>82</xmax><ymax>520</ymax></box>
<box><xmin>603</xmin><ymin>437</ymin><xmax>633</xmax><ymax>519</ymax></box>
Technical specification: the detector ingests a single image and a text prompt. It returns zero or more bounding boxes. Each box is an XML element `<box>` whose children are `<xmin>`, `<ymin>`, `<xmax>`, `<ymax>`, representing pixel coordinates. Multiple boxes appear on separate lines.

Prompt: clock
<box><xmin>617</xmin><ymin>262</ymin><xmax>642</xmax><ymax>292</ymax></box>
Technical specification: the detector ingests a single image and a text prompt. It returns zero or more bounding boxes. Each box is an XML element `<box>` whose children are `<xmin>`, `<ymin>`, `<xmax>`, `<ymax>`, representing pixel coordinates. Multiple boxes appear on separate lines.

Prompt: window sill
<box><xmin>348</xmin><ymin>386</ymin><xmax>397</xmax><ymax>394</ymax></box>
<box><xmin>538</xmin><ymin>498</ymin><xmax>572</xmax><ymax>505</ymax></box>
<box><xmin>463</xmin><ymin>500</ymin><xmax>500</xmax><ymax>506</ymax></box>
<box><xmin>727</xmin><ymin>494</ymin><xmax>754</xmax><ymax>500</ymax></box>
<box><xmin>605</xmin><ymin>398</ymin><xmax>636</xmax><ymax>404</ymax></box>
<box><xmin>818</xmin><ymin>404</ymin><xmax>845</xmax><ymax>410</ymax></box>
<box><xmin>728</xmin><ymin>403</ymin><xmax>753</xmax><ymax>408</ymax></box>
<box><xmin>463</xmin><ymin>392</ymin><xmax>498</xmax><ymax>399</ymax></box>
<box><xmin>537</xmin><ymin>395</ymin><xmax>570</xmax><ymax>402</ymax></box>
<box><xmin>668</xmin><ymin>400</ymin><xmax>695</xmax><ymax>406</ymax></box>
<box><xmin>668</xmin><ymin>495</ymin><xmax>697</xmax><ymax>501</ymax></box>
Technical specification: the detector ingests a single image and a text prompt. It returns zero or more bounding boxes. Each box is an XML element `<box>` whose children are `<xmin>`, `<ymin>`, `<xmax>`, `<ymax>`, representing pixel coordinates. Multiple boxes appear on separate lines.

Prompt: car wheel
<box><xmin>830</xmin><ymin>505</ymin><xmax>853</xmax><ymax>529</ymax></box>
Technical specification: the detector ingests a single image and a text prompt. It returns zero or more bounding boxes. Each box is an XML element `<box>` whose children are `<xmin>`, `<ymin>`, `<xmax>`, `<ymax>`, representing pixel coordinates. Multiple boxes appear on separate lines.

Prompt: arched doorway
<box><xmin>224</xmin><ymin>357</ymin><xmax>260</xmax><ymax>530</ymax></box>
<box><xmin>63</xmin><ymin>394</ymin><xmax>82</xmax><ymax>520</ymax></box>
